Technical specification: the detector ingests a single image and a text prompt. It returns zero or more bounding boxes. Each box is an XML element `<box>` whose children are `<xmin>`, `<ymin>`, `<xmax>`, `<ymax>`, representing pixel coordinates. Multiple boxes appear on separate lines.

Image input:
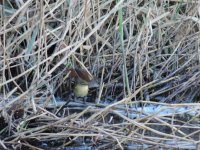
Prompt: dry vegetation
<box><xmin>0</xmin><ymin>0</ymin><xmax>200</xmax><ymax>149</ymax></box>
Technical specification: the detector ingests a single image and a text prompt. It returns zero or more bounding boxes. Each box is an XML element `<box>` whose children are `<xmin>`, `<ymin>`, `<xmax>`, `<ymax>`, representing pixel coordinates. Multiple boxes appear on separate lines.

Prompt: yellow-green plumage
<box><xmin>73</xmin><ymin>83</ymin><xmax>89</xmax><ymax>97</ymax></box>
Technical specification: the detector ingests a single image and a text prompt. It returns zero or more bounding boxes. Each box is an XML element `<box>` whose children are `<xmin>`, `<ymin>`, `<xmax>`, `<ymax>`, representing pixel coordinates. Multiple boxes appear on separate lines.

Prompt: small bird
<box><xmin>73</xmin><ymin>78</ymin><xmax>89</xmax><ymax>98</ymax></box>
<box><xmin>71</xmin><ymin>68</ymin><xmax>93</xmax><ymax>102</ymax></box>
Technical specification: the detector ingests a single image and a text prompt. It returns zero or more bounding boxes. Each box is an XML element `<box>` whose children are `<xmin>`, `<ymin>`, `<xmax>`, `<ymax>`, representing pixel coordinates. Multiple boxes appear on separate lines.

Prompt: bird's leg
<box><xmin>83</xmin><ymin>97</ymin><xmax>87</xmax><ymax>104</ymax></box>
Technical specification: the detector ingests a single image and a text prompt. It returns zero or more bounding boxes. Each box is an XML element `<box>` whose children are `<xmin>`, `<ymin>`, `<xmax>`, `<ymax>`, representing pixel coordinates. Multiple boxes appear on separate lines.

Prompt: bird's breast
<box><xmin>74</xmin><ymin>84</ymin><xmax>89</xmax><ymax>97</ymax></box>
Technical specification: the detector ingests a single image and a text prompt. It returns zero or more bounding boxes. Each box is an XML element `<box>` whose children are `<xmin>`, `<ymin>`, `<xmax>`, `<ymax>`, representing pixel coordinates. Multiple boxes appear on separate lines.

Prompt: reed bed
<box><xmin>0</xmin><ymin>0</ymin><xmax>200</xmax><ymax>149</ymax></box>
